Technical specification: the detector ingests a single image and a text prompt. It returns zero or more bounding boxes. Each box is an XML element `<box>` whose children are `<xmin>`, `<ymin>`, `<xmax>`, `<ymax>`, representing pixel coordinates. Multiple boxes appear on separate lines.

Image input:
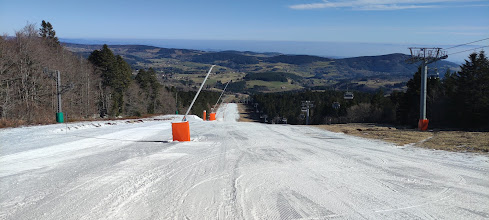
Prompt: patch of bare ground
<box><xmin>422</xmin><ymin>131</ymin><xmax>489</xmax><ymax>153</ymax></box>
<box><xmin>236</xmin><ymin>103</ymin><xmax>258</xmax><ymax>122</ymax></box>
<box><xmin>314</xmin><ymin>123</ymin><xmax>489</xmax><ymax>154</ymax></box>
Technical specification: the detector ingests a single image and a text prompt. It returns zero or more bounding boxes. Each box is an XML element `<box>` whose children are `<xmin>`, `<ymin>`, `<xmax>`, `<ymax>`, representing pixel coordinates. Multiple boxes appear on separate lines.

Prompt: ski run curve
<box><xmin>1</xmin><ymin>103</ymin><xmax>488</xmax><ymax>219</ymax></box>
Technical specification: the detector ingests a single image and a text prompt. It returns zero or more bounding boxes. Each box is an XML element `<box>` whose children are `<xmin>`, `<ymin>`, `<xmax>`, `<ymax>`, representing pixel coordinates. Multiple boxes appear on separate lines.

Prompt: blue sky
<box><xmin>1</xmin><ymin>0</ymin><xmax>488</xmax><ymax>61</ymax></box>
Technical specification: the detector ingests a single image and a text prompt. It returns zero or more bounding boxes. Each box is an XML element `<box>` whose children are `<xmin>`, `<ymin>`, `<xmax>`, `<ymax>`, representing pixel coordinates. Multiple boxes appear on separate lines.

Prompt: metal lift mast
<box><xmin>407</xmin><ymin>48</ymin><xmax>447</xmax><ymax>130</ymax></box>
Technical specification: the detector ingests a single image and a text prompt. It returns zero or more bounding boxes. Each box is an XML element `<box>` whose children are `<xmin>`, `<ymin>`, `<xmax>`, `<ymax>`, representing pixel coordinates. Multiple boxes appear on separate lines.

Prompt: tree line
<box><xmin>1</xmin><ymin>22</ymin><xmax>216</xmax><ymax>127</ymax></box>
<box><xmin>1</xmin><ymin>23</ymin><xmax>102</xmax><ymax>126</ymax></box>
<box><xmin>251</xmin><ymin>89</ymin><xmax>392</xmax><ymax>125</ymax></box>
<box><xmin>244</xmin><ymin>72</ymin><xmax>303</xmax><ymax>82</ymax></box>
<box><xmin>3</xmin><ymin>22</ymin><xmax>486</xmax><ymax>129</ymax></box>
<box><xmin>251</xmin><ymin>51</ymin><xmax>489</xmax><ymax>130</ymax></box>
<box><xmin>191</xmin><ymin>52</ymin><xmax>260</xmax><ymax>66</ymax></box>
<box><xmin>87</xmin><ymin>44</ymin><xmax>177</xmax><ymax>117</ymax></box>
<box><xmin>398</xmin><ymin>51</ymin><xmax>489</xmax><ymax>129</ymax></box>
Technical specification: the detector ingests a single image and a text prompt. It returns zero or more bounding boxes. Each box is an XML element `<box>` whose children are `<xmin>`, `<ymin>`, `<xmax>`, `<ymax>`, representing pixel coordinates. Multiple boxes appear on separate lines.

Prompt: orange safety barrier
<box><xmin>210</xmin><ymin>112</ymin><xmax>216</xmax><ymax>121</ymax></box>
<box><xmin>418</xmin><ymin>119</ymin><xmax>429</xmax><ymax>131</ymax></box>
<box><xmin>203</xmin><ymin>110</ymin><xmax>206</xmax><ymax>121</ymax></box>
<box><xmin>172</xmin><ymin>121</ymin><xmax>190</xmax><ymax>141</ymax></box>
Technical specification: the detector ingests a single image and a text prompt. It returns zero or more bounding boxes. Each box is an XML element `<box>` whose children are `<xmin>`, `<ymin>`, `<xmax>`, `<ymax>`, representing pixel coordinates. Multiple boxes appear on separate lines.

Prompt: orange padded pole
<box><xmin>172</xmin><ymin>121</ymin><xmax>190</xmax><ymax>141</ymax></box>
<box><xmin>418</xmin><ymin>119</ymin><xmax>429</xmax><ymax>131</ymax></box>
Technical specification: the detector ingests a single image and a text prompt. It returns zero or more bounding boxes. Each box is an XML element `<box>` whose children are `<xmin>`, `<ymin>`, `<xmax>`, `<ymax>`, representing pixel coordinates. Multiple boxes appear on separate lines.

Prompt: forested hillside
<box><xmin>334</xmin><ymin>53</ymin><xmax>456</xmax><ymax>78</ymax></box>
<box><xmin>1</xmin><ymin>24</ymin><xmax>102</xmax><ymax>126</ymax></box>
<box><xmin>2</xmin><ymin>22</ymin><xmax>481</xmax><ymax>130</ymax></box>
<box><xmin>264</xmin><ymin>55</ymin><xmax>332</xmax><ymax>65</ymax></box>
<box><xmin>0</xmin><ymin>22</ymin><xmax>219</xmax><ymax>127</ymax></box>
<box><xmin>65</xmin><ymin>43</ymin><xmax>460</xmax><ymax>93</ymax></box>
<box><xmin>250</xmin><ymin>51</ymin><xmax>489</xmax><ymax>129</ymax></box>
<box><xmin>243</xmin><ymin>72</ymin><xmax>302</xmax><ymax>82</ymax></box>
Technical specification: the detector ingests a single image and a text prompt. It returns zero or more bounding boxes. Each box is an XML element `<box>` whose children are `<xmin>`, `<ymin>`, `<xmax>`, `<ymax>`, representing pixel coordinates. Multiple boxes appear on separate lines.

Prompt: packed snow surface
<box><xmin>1</xmin><ymin>103</ymin><xmax>488</xmax><ymax>219</ymax></box>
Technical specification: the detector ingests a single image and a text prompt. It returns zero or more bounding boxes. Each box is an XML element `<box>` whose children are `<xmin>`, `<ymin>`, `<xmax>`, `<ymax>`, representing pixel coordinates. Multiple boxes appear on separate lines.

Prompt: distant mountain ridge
<box><xmin>64</xmin><ymin>43</ymin><xmax>460</xmax><ymax>93</ymax></box>
<box><xmin>335</xmin><ymin>53</ymin><xmax>457</xmax><ymax>77</ymax></box>
<box><xmin>264</xmin><ymin>55</ymin><xmax>332</xmax><ymax>65</ymax></box>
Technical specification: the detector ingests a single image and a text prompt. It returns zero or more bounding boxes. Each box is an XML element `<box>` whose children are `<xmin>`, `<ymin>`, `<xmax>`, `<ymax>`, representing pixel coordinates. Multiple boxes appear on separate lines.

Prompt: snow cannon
<box><xmin>172</xmin><ymin>121</ymin><xmax>190</xmax><ymax>142</ymax></box>
<box><xmin>210</xmin><ymin>112</ymin><xmax>216</xmax><ymax>121</ymax></box>
<box><xmin>171</xmin><ymin>65</ymin><xmax>216</xmax><ymax>142</ymax></box>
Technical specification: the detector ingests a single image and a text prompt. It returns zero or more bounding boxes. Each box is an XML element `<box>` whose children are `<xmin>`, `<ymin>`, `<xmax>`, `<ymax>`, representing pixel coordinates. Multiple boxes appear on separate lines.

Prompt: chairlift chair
<box><xmin>429</xmin><ymin>62</ymin><xmax>440</xmax><ymax>79</ymax></box>
<box><xmin>429</xmin><ymin>69</ymin><xmax>440</xmax><ymax>79</ymax></box>
<box><xmin>344</xmin><ymin>92</ymin><xmax>354</xmax><ymax>100</ymax></box>
<box><xmin>332</xmin><ymin>102</ymin><xmax>341</xmax><ymax>109</ymax></box>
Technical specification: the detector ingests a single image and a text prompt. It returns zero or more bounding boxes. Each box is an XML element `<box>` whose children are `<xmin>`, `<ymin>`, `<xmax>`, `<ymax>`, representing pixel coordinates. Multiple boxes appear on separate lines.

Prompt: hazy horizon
<box><xmin>61</xmin><ymin>37</ymin><xmax>480</xmax><ymax>64</ymax></box>
<box><xmin>2</xmin><ymin>0</ymin><xmax>487</xmax><ymax>64</ymax></box>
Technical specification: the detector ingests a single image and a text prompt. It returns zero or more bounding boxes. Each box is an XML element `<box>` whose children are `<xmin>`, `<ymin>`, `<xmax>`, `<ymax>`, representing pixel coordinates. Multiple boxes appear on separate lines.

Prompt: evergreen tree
<box><xmin>88</xmin><ymin>45</ymin><xmax>132</xmax><ymax>116</ymax></box>
<box><xmin>445</xmin><ymin>51</ymin><xmax>489</xmax><ymax>128</ymax></box>
<box><xmin>114</xmin><ymin>55</ymin><xmax>132</xmax><ymax>92</ymax></box>
<box><xmin>394</xmin><ymin>67</ymin><xmax>442</xmax><ymax>127</ymax></box>
<box><xmin>135</xmin><ymin>69</ymin><xmax>149</xmax><ymax>90</ymax></box>
<box><xmin>135</xmin><ymin>68</ymin><xmax>160</xmax><ymax>113</ymax></box>
<box><xmin>89</xmin><ymin>45</ymin><xmax>116</xmax><ymax>88</ymax></box>
<box><xmin>39</xmin><ymin>20</ymin><xmax>59</xmax><ymax>45</ymax></box>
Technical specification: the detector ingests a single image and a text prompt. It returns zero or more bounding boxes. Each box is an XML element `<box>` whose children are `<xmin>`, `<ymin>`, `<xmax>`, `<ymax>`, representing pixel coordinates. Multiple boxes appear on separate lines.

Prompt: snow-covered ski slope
<box><xmin>1</xmin><ymin>103</ymin><xmax>488</xmax><ymax>219</ymax></box>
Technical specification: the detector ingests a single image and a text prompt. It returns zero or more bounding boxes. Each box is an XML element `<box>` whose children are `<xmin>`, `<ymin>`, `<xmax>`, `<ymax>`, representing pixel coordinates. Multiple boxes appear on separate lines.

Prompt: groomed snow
<box><xmin>216</xmin><ymin>103</ymin><xmax>240</xmax><ymax>122</ymax></box>
<box><xmin>1</xmin><ymin>103</ymin><xmax>488</xmax><ymax>219</ymax></box>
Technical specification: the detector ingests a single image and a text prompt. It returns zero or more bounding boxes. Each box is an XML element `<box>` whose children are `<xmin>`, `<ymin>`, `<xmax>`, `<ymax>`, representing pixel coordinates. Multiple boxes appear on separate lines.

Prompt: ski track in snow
<box><xmin>1</xmin><ymin>103</ymin><xmax>488</xmax><ymax>219</ymax></box>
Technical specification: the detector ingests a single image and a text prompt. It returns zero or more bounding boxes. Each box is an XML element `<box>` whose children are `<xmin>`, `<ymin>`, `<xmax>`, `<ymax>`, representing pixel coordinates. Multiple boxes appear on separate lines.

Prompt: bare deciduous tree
<box><xmin>1</xmin><ymin>22</ymin><xmax>176</xmax><ymax>127</ymax></box>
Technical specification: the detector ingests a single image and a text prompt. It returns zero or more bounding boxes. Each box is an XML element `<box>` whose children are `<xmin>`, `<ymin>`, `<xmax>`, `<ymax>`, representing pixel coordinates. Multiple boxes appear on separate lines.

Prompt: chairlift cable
<box><xmin>447</xmin><ymin>45</ymin><xmax>489</xmax><ymax>56</ymax></box>
<box><xmin>444</xmin><ymin>37</ymin><xmax>489</xmax><ymax>50</ymax></box>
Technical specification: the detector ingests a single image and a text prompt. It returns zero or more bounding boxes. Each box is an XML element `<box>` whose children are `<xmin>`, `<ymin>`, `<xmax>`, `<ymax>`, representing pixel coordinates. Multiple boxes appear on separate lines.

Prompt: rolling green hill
<box><xmin>64</xmin><ymin>43</ymin><xmax>460</xmax><ymax>93</ymax></box>
<box><xmin>264</xmin><ymin>54</ymin><xmax>332</xmax><ymax>65</ymax></box>
<box><xmin>335</xmin><ymin>53</ymin><xmax>457</xmax><ymax>77</ymax></box>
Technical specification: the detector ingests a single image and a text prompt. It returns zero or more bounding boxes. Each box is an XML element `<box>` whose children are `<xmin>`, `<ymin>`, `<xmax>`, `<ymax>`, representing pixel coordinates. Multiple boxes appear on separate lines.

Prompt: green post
<box><xmin>55</xmin><ymin>70</ymin><xmax>64</xmax><ymax>123</ymax></box>
<box><xmin>56</xmin><ymin>112</ymin><xmax>64</xmax><ymax>123</ymax></box>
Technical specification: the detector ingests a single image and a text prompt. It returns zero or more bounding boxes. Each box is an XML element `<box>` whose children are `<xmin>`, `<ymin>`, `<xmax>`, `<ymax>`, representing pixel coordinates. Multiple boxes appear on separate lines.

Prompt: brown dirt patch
<box><xmin>422</xmin><ymin>131</ymin><xmax>489</xmax><ymax>152</ymax></box>
<box><xmin>236</xmin><ymin>103</ymin><xmax>257</xmax><ymax>122</ymax></box>
<box><xmin>314</xmin><ymin>123</ymin><xmax>488</xmax><ymax>154</ymax></box>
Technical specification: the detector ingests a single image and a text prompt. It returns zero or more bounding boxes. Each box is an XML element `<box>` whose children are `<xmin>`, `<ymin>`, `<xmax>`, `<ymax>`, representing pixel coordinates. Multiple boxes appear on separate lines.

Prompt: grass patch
<box><xmin>314</xmin><ymin>124</ymin><xmax>431</xmax><ymax>146</ymax></box>
<box><xmin>423</xmin><ymin>131</ymin><xmax>489</xmax><ymax>153</ymax></box>
<box><xmin>174</xmin><ymin>71</ymin><xmax>244</xmax><ymax>86</ymax></box>
<box><xmin>314</xmin><ymin>123</ymin><xmax>489</xmax><ymax>154</ymax></box>
<box><xmin>236</xmin><ymin>103</ymin><xmax>257</xmax><ymax>122</ymax></box>
<box><xmin>246</xmin><ymin>80</ymin><xmax>303</xmax><ymax>92</ymax></box>
<box><xmin>0</xmin><ymin>118</ymin><xmax>28</xmax><ymax>128</ymax></box>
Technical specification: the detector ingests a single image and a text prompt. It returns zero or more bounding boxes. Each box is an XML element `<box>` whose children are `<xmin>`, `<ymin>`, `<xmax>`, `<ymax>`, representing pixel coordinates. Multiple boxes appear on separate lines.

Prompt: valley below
<box><xmin>65</xmin><ymin>43</ymin><xmax>460</xmax><ymax>93</ymax></box>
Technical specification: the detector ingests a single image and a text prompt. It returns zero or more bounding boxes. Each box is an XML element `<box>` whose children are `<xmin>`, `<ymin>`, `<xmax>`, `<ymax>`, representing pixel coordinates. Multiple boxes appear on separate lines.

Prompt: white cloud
<box><xmin>416</xmin><ymin>31</ymin><xmax>488</xmax><ymax>36</ymax></box>
<box><xmin>357</xmin><ymin>4</ymin><xmax>435</xmax><ymax>10</ymax></box>
<box><xmin>289</xmin><ymin>0</ymin><xmax>488</xmax><ymax>10</ymax></box>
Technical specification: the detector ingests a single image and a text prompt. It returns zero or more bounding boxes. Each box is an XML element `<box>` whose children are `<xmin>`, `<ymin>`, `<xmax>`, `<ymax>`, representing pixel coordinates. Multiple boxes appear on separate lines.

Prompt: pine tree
<box><xmin>135</xmin><ymin>68</ymin><xmax>160</xmax><ymax>114</ymax></box>
<box><xmin>394</xmin><ymin>67</ymin><xmax>441</xmax><ymax>126</ymax></box>
<box><xmin>135</xmin><ymin>69</ymin><xmax>149</xmax><ymax>90</ymax></box>
<box><xmin>39</xmin><ymin>20</ymin><xmax>59</xmax><ymax>46</ymax></box>
<box><xmin>114</xmin><ymin>55</ymin><xmax>132</xmax><ymax>92</ymax></box>
<box><xmin>446</xmin><ymin>51</ymin><xmax>489</xmax><ymax>128</ymax></box>
<box><xmin>88</xmin><ymin>45</ymin><xmax>132</xmax><ymax>116</ymax></box>
<box><xmin>88</xmin><ymin>45</ymin><xmax>116</xmax><ymax>88</ymax></box>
